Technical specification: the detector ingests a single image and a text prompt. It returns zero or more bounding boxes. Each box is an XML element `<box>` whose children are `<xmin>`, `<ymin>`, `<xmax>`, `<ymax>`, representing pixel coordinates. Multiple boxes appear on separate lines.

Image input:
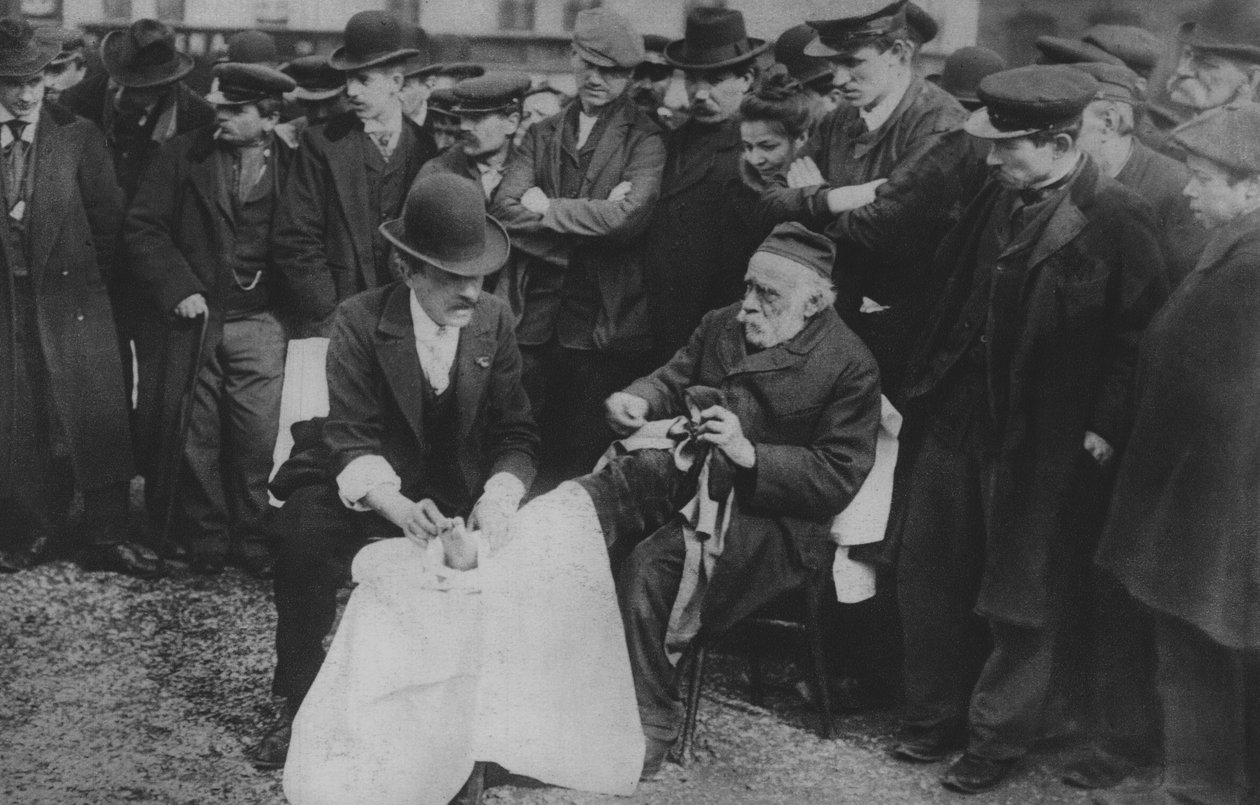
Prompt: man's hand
<box><xmin>469</xmin><ymin>494</ymin><xmax>513</xmax><ymax>553</ymax></box>
<box><xmin>786</xmin><ymin>156</ymin><xmax>824</xmax><ymax>188</ymax></box>
<box><xmin>1084</xmin><ymin>431</ymin><xmax>1115</xmax><ymax>468</ymax></box>
<box><xmin>521</xmin><ymin>186</ymin><xmax>551</xmax><ymax>215</ymax></box>
<box><xmin>696</xmin><ymin>406</ymin><xmax>756</xmax><ymax>469</ymax></box>
<box><xmin>825</xmin><ymin>178</ymin><xmax>888</xmax><ymax>214</ymax></box>
<box><xmin>173</xmin><ymin>293</ymin><xmax>208</xmax><ymax>319</ymax></box>
<box><xmin>605</xmin><ymin>392</ymin><xmax>649</xmax><ymax>435</ymax></box>
<box><xmin>609</xmin><ymin>181</ymin><xmax>632</xmax><ymax>202</ymax></box>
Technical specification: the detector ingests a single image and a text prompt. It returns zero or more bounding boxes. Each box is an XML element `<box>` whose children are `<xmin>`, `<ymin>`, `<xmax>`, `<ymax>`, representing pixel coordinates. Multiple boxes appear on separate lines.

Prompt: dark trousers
<box><xmin>181</xmin><ymin>312</ymin><xmax>286</xmax><ymax>558</ymax></box>
<box><xmin>270</xmin><ymin>484</ymin><xmax>402</xmax><ymax>704</ymax></box>
<box><xmin>1155</xmin><ymin>615</ymin><xmax>1260</xmax><ymax>805</ymax></box>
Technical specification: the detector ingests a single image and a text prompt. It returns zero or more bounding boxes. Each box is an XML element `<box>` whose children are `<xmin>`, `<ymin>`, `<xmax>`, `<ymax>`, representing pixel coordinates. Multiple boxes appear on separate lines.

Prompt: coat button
<box><xmin>74</xmin><ymin>310</ymin><xmax>85</xmax><ymax>321</ymax></box>
<box><xmin>60</xmin><ymin>269</ymin><xmax>69</xmax><ymax>276</ymax></box>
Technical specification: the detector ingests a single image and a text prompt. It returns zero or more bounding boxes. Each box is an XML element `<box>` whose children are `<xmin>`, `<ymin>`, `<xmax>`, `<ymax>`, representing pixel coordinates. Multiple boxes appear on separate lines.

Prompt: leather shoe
<box><xmin>249</xmin><ymin>706</ymin><xmax>296</xmax><ymax>770</ymax></box>
<box><xmin>1061</xmin><ymin>747</ymin><xmax>1136</xmax><ymax>789</ymax></box>
<box><xmin>229</xmin><ymin>548</ymin><xmax>276</xmax><ymax>579</ymax></box>
<box><xmin>80</xmin><ymin>541</ymin><xmax>163</xmax><ymax>579</ymax></box>
<box><xmin>890</xmin><ymin>724</ymin><xmax>965</xmax><ymax>763</ymax></box>
<box><xmin>641</xmin><ymin>735</ymin><xmax>674</xmax><ymax>780</ymax></box>
<box><xmin>941</xmin><ymin>752</ymin><xmax>1018</xmax><ymax>794</ymax></box>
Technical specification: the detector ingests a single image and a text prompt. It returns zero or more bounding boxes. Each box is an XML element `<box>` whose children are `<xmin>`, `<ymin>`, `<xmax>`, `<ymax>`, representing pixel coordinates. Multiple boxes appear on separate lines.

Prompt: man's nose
<box><xmin>985</xmin><ymin>146</ymin><xmax>1003</xmax><ymax>167</ymax></box>
<box><xmin>1172</xmin><ymin>56</ymin><xmax>1195</xmax><ymax>78</ymax></box>
<box><xmin>832</xmin><ymin>66</ymin><xmax>852</xmax><ymax>86</ymax></box>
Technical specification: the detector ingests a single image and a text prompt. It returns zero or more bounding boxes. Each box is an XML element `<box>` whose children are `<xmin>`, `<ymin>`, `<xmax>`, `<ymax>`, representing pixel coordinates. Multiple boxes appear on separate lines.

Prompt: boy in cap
<box><xmin>36</xmin><ymin>27</ymin><xmax>87</xmax><ymax>103</ymax></box>
<box><xmin>0</xmin><ymin>17</ymin><xmax>156</xmax><ymax>576</ymax></box>
<box><xmin>274</xmin><ymin>10</ymin><xmax>438</xmax><ymax>336</ymax></box>
<box><xmin>425</xmin><ymin>86</ymin><xmax>462</xmax><ymax>151</ymax></box>
<box><xmin>891</xmin><ymin>65</ymin><xmax>1167</xmax><ymax>794</ymax></box>
<box><xmin>125</xmin><ymin>62</ymin><xmax>297</xmax><ymax>575</ymax></box>
<box><xmin>492</xmin><ymin>8</ymin><xmax>665</xmax><ymax>488</ymax></box>
<box><xmin>416</xmin><ymin>72</ymin><xmax>529</xmax><ymax>204</ymax></box>
<box><xmin>251</xmin><ymin>173</ymin><xmax>538</xmax><ymax>768</ymax></box>
<box><xmin>275</xmin><ymin>55</ymin><xmax>346</xmax><ymax>148</ymax></box>
<box><xmin>775</xmin><ymin>23</ymin><xmax>842</xmax><ymax>117</ymax></box>
<box><xmin>632</xmin><ymin>33</ymin><xmax>678</xmax><ymax>128</ymax></box>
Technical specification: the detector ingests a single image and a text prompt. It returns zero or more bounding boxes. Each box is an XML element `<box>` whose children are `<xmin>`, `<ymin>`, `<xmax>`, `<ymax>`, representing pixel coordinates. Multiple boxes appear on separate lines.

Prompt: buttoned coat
<box><xmin>273</xmin><ymin>111</ymin><xmax>436</xmax><ymax>333</ymax></box>
<box><xmin>1096</xmin><ymin>209</ymin><xmax>1260</xmax><ymax>650</ymax></box>
<box><xmin>124</xmin><ymin>124</ymin><xmax>295</xmax><ymax>482</ymax></box>
<box><xmin>492</xmin><ymin>94</ymin><xmax>665</xmax><ymax>353</ymax></box>
<box><xmin>0</xmin><ymin>103</ymin><xmax>132</xmax><ymax>493</ymax></box>
<box><xmin>623</xmin><ymin>303</ymin><xmax>881</xmax><ymax>633</ymax></box>
<box><xmin>897</xmin><ymin>157</ymin><xmax>1168</xmax><ymax>627</ymax></box>
<box><xmin>324</xmin><ymin>284</ymin><xmax>539</xmax><ymax>500</ymax></box>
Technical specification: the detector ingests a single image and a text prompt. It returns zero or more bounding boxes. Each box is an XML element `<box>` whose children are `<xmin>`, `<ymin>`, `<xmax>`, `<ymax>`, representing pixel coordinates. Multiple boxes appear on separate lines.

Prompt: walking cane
<box><xmin>158</xmin><ymin>311</ymin><xmax>210</xmax><ymax>550</ymax></box>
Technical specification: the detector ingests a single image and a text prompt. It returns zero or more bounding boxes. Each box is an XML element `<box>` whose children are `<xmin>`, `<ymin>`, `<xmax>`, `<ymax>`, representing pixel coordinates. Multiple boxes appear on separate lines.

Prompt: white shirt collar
<box><xmin>0</xmin><ymin>103</ymin><xmax>39</xmax><ymax>145</ymax></box>
<box><xmin>859</xmin><ymin>70</ymin><xmax>912</xmax><ymax>133</ymax></box>
<box><xmin>362</xmin><ymin>102</ymin><xmax>404</xmax><ymax>135</ymax></box>
<box><xmin>408</xmin><ymin>287</ymin><xmax>462</xmax><ymax>394</ymax></box>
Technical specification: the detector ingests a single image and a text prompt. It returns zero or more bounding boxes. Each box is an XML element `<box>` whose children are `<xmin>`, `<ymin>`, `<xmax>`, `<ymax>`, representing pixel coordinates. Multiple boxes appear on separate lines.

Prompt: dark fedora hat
<box><xmin>101</xmin><ymin>19</ymin><xmax>194</xmax><ymax>88</ymax></box>
<box><xmin>329</xmin><ymin>11</ymin><xmax>420</xmax><ymax>72</ymax></box>
<box><xmin>0</xmin><ymin>17</ymin><xmax>59</xmax><ymax>78</ymax></box>
<box><xmin>381</xmin><ymin>173</ymin><xmax>510</xmax><ymax>277</ymax></box>
<box><xmin>664</xmin><ymin>7</ymin><xmax>769</xmax><ymax>71</ymax></box>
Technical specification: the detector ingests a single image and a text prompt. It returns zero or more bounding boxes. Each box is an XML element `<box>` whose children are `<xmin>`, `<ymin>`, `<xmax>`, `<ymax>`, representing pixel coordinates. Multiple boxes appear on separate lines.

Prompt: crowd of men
<box><xmin>1</xmin><ymin>0</ymin><xmax>1258</xmax><ymax>802</ymax></box>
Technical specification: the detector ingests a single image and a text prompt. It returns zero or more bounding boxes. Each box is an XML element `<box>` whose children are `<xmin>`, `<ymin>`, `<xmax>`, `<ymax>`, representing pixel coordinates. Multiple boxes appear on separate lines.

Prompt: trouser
<box><xmin>180</xmin><ymin>311</ymin><xmax>286</xmax><ymax>558</ymax></box>
<box><xmin>1155</xmin><ymin>615</ymin><xmax>1260</xmax><ymax>805</ymax></box>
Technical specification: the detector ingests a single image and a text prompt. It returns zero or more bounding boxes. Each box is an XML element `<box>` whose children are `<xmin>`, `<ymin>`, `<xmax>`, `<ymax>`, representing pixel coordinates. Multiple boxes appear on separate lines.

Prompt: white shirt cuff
<box><xmin>336</xmin><ymin>455</ymin><xmax>401</xmax><ymax>511</ymax></box>
<box><xmin>479</xmin><ymin>472</ymin><xmax>526</xmax><ymax>512</ymax></box>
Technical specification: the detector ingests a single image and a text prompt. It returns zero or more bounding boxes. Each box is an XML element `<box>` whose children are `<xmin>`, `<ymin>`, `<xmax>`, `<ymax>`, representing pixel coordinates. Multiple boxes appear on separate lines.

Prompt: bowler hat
<box><xmin>1171</xmin><ymin>101</ymin><xmax>1260</xmax><ymax>176</ymax></box>
<box><xmin>1179</xmin><ymin>0</ymin><xmax>1260</xmax><ymax>65</ymax></box>
<box><xmin>755</xmin><ymin>222</ymin><xmax>836</xmax><ymax>281</ymax></box>
<box><xmin>381</xmin><ymin>173</ymin><xmax>510</xmax><ymax>277</ymax></box>
<box><xmin>1082</xmin><ymin>24</ymin><xmax>1163</xmax><ymax>78</ymax></box>
<box><xmin>101</xmin><ymin>19</ymin><xmax>194</xmax><ymax>88</ymax></box>
<box><xmin>36</xmin><ymin>27</ymin><xmax>85</xmax><ymax>68</ymax></box>
<box><xmin>206</xmin><ymin>62</ymin><xmax>295</xmax><ymax>107</ymax></box>
<box><xmin>225</xmin><ymin>30</ymin><xmax>277</xmax><ymax>65</ymax></box>
<box><xmin>664</xmin><ymin>7</ymin><xmax>768</xmax><ymax>71</ymax></box>
<box><xmin>1034</xmin><ymin>35</ymin><xmax>1124</xmax><ymax>67</ymax></box>
<box><xmin>329</xmin><ymin>11</ymin><xmax>420</xmax><ymax>72</ymax></box>
<box><xmin>905</xmin><ymin>2</ymin><xmax>938</xmax><ymax>46</ymax></box>
<box><xmin>775</xmin><ymin>24</ymin><xmax>834</xmax><ymax>87</ymax></box>
<box><xmin>933</xmin><ymin>46</ymin><xmax>1007</xmax><ymax>110</ymax></box>
<box><xmin>965</xmin><ymin>65</ymin><xmax>1099</xmax><ymax>140</ymax></box>
<box><xmin>451</xmin><ymin>72</ymin><xmax>530</xmax><ymax>115</ymax></box>
<box><xmin>573</xmin><ymin>9</ymin><xmax>644</xmax><ymax>69</ymax></box>
<box><xmin>282</xmin><ymin>55</ymin><xmax>344</xmax><ymax>102</ymax></box>
<box><xmin>804</xmin><ymin>0</ymin><xmax>909</xmax><ymax>58</ymax></box>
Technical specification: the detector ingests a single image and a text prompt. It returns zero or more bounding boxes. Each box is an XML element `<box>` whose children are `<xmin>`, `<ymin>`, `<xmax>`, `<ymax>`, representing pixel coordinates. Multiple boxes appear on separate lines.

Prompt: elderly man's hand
<box><xmin>521</xmin><ymin>186</ymin><xmax>551</xmax><ymax>215</ymax></box>
<box><xmin>606</xmin><ymin>391</ymin><xmax>649</xmax><ymax>435</ymax></box>
<box><xmin>1084</xmin><ymin>431</ymin><xmax>1115</xmax><ymax>468</ymax></box>
<box><xmin>399</xmin><ymin>498</ymin><xmax>450</xmax><ymax>547</ymax></box>
<box><xmin>697</xmin><ymin>406</ymin><xmax>756</xmax><ymax>469</ymax></box>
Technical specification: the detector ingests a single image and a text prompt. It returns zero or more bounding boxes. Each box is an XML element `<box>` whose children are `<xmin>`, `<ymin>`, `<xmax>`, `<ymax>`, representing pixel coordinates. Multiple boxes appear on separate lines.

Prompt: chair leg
<box><xmin>671</xmin><ymin>642</ymin><xmax>708</xmax><ymax>767</ymax></box>
<box><xmin>803</xmin><ymin>576</ymin><xmax>836</xmax><ymax>739</ymax></box>
<box><xmin>453</xmin><ymin>761</ymin><xmax>486</xmax><ymax>805</ymax></box>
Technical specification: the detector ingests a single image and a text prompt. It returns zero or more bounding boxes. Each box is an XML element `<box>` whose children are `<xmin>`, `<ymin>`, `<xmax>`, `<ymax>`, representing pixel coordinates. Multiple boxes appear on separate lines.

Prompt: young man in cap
<box><xmin>1168</xmin><ymin>0</ymin><xmax>1260</xmax><ymax>118</ymax></box>
<box><xmin>36</xmin><ymin>27</ymin><xmax>87</xmax><ymax>103</ymax></box>
<box><xmin>425</xmin><ymin>87</ymin><xmax>462</xmax><ymax>151</ymax></box>
<box><xmin>0</xmin><ymin>17</ymin><xmax>156</xmax><ymax>576</ymax></box>
<box><xmin>641</xmin><ymin>6</ymin><xmax>769</xmax><ymax>362</ymax></box>
<box><xmin>764</xmin><ymin>0</ymin><xmax>978</xmax><ymax>397</ymax></box>
<box><xmin>124</xmin><ymin>62</ymin><xmax>297</xmax><ymax>576</ymax></box>
<box><xmin>274</xmin><ymin>10</ymin><xmax>438</xmax><ymax>336</ymax></box>
<box><xmin>775</xmin><ymin>23</ymin><xmax>842</xmax><ymax>118</ymax></box>
<box><xmin>603</xmin><ymin>221</ymin><xmax>881</xmax><ymax>777</ymax></box>
<box><xmin>890</xmin><ymin>65</ymin><xmax>1167</xmax><ymax>794</ymax></box>
<box><xmin>493</xmin><ymin>8</ymin><xmax>665</xmax><ymax>488</ymax></box>
<box><xmin>275</xmin><ymin>55</ymin><xmax>346</xmax><ymax>148</ymax></box>
<box><xmin>632</xmin><ymin>34</ymin><xmax>679</xmax><ymax>129</ymax></box>
<box><xmin>250</xmin><ymin>173</ymin><xmax>538</xmax><ymax>768</ymax></box>
<box><xmin>416</xmin><ymin>72</ymin><xmax>529</xmax><ymax>204</ymax></box>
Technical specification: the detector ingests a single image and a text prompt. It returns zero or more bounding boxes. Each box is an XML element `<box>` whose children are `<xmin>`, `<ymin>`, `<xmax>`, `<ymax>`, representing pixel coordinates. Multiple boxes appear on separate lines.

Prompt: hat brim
<box><xmin>0</xmin><ymin>40</ymin><xmax>64</xmax><ymax>79</ymax></box>
<box><xmin>100</xmin><ymin>29</ymin><xmax>194</xmax><ymax>88</ymax></box>
<box><xmin>662</xmin><ymin>37</ymin><xmax>769</xmax><ymax>71</ymax></box>
<box><xmin>1178</xmin><ymin>22</ymin><xmax>1260</xmax><ymax>64</ymax></box>
<box><xmin>963</xmin><ymin>106</ymin><xmax>1038</xmax><ymax>139</ymax></box>
<box><xmin>327</xmin><ymin>47</ymin><xmax>420</xmax><ymax>73</ymax></box>
<box><xmin>573</xmin><ymin>42</ymin><xmax>627</xmax><ymax>69</ymax></box>
<box><xmin>287</xmin><ymin>85</ymin><xmax>344</xmax><ymax>102</ymax></box>
<box><xmin>380</xmin><ymin>214</ymin><xmax>511</xmax><ymax>278</ymax></box>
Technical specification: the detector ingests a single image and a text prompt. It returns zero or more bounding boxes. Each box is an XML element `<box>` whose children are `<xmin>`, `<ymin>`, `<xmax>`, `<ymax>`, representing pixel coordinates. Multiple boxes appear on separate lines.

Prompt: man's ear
<box><xmin>505</xmin><ymin>110</ymin><xmax>522</xmax><ymax>134</ymax></box>
<box><xmin>889</xmin><ymin>39</ymin><xmax>913</xmax><ymax>66</ymax></box>
<box><xmin>1052</xmin><ymin>131</ymin><xmax>1076</xmax><ymax>157</ymax></box>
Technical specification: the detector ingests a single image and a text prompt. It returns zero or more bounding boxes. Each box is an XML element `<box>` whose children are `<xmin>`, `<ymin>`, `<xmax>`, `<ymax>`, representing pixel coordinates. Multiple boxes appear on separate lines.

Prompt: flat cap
<box><xmin>572</xmin><ymin>9</ymin><xmax>643</xmax><ymax>69</ymax></box>
<box><xmin>205</xmin><ymin>62</ymin><xmax>295</xmax><ymax>106</ymax></box>
<box><xmin>1179</xmin><ymin>0</ymin><xmax>1260</xmax><ymax>65</ymax></box>
<box><xmin>755</xmin><ymin>222</ymin><xmax>836</xmax><ymax>280</ymax></box>
<box><xmin>905</xmin><ymin>2</ymin><xmax>938</xmax><ymax>46</ymax></box>
<box><xmin>282</xmin><ymin>55</ymin><xmax>344</xmax><ymax>102</ymax></box>
<box><xmin>1072</xmin><ymin>61</ymin><xmax>1141</xmax><ymax>104</ymax></box>
<box><xmin>641</xmin><ymin>33</ymin><xmax>670</xmax><ymax>66</ymax></box>
<box><xmin>451</xmin><ymin>72</ymin><xmax>530</xmax><ymax>114</ymax></box>
<box><xmin>965</xmin><ymin>64</ymin><xmax>1099</xmax><ymax>139</ymax></box>
<box><xmin>775</xmin><ymin>24</ymin><xmax>834</xmax><ymax>86</ymax></box>
<box><xmin>804</xmin><ymin>0</ymin><xmax>909</xmax><ymax>58</ymax></box>
<box><xmin>1171</xmin><ymin>101</ymin><xmax>1260</xmax><ymax>175</ymax></box>
<box><xmin>1034</xmin><ymin>35</ymin><xmax>1123</xmax><ymax>67</ymax></box>
<box><xmin>933</xmin><ymin>46</ymin><xmax>1007</xmax><ymax>110</ymax></box>
<box><xmin>427</xmin><ymin>87</ymin><xmax>460</xmax><ymax>121</ymax></box>
<box><xmin>1082</xmin><ymin>24</ymin><xmax>1163</xmax><ymax>77</ymax></box>
<box><xmin>225</xmin><ymin>30</ymin><xmax>277</xmax><ymax>64</ymax></box>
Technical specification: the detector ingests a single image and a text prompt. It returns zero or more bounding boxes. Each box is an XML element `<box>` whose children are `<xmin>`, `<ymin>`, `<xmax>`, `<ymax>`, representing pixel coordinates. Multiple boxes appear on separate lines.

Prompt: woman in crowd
<box><xmin>1094</xmin><ymin>102</ymin><xmax>1260</xmax><ymax>805</ymax></box>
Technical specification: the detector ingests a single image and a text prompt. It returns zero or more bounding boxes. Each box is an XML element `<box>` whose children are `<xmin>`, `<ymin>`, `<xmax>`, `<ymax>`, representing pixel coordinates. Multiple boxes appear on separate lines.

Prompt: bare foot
<box><xmin>439</xmin><ymin>518</ymin><xmax>478</xmax><ymax>571</ymax></box>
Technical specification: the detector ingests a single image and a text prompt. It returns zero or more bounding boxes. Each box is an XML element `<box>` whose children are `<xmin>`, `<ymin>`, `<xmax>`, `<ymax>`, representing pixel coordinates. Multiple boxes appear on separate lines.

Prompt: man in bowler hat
<box><xmin>274</xmin><ymin>10</ymin><xmax>438</xmax><ymax>336</ymax></box>
<box><xmin>250</xmin><ymin>174</ymin><xmax>539</xmax><ymax>768</ymax></box>
<box><xmin>890</xmin><ymin>65</ymin><xmax>1167</xmax><ymax>794</ymax></box>
<box><xmin>1168</xmin><ymin>0</ymin><xmax>1260</xmax><ymax>118</ymax></box>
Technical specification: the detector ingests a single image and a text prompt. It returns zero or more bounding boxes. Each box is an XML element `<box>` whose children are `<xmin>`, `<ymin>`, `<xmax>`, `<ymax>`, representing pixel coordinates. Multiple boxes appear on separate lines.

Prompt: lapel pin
<box><xmin>476</xmin><ymin>356</ymin><xmax>491</xmax><ymax>368</ymax></box>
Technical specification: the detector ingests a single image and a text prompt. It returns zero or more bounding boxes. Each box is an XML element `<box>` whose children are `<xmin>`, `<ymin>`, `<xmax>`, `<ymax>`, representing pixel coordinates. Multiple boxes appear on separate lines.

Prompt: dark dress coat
<box><xmin>492</xmin><ymin>93</ymin><xmax>665</xmax><ymax>354</ymax></box>
<box><xmin>124</xmin><ymin>125</ymin><xmax>295</xmax><ymax>483</ymax></box>
<box><xmin>0</xmin><ymin>103</ymin><xmax>131</xmax><ymax>493</ymax></box>
<box><xmin>622</xmin><ymin>303</ymin><xmax>881</xmax><ymax>633</ymax></box>
<box><xmin>273</xmin><ymin>111</ymin><xmax>437</xmax><ymax>333</ymax></box>
<box><xmin>898</xmin><ymin>156</ymin><xmax>1168</xmax><ymax>627</ymax></box>
<box><xmin>1114</xmin><ymin>138</ymin><xmax>1205</xmax><ymax>287</ymax></box>
<box><xmin>322</xmin><ymin>284</ymin><xmax>539</xmax><ymax>498</ymax></box>
<box><xmin>1096</xmin><ymin>209</ymin><xmax>1260</xmax><ymax>651</ymax></box>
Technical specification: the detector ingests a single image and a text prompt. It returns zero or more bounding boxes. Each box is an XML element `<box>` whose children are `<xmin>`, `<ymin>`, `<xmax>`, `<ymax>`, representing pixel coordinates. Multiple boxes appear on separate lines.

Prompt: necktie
<box><xmin>5</xmin><ymin>119</ymin><xmax>28</xmax><ymax>210</ymax></box>
<box><xmin>371</xmin><ymin>130</ymin><xmax>395</xmax><ymax>160</ymax></box>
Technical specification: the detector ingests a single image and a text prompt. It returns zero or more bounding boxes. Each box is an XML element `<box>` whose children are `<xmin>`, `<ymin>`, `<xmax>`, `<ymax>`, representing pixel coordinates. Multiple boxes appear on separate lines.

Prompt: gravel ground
<box><xmin>1</xmin><ymin>561</ymin><xmax>1103</xmax><ymax>805</ymax></box>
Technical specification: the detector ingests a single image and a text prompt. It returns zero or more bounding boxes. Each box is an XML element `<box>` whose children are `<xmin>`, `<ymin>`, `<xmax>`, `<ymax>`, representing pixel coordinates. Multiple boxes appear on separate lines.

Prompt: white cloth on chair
<box><xmin>269</xmin><ymin>337</ymin><xmax>330</xmax><ymax>505</ymax></box>
<box><xmin>283</xmin><ymin>482</ymin><xmax>644</xmax><ymax>805</ymax></box>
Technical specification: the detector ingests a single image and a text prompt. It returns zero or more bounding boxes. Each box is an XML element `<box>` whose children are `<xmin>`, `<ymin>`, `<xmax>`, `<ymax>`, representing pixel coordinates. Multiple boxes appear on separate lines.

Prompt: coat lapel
<box><xmin>326</xmin><ymin>124</ymin><xmax>374</xmax><ymax>289</ymax></box>
<box><xmin>27</xmin><ymin>110</ymin><xmax>77</xmax><ymax>279</ymax></box>
<box><xmin>578</xmin><ymin>99</ymin><xmax>631</xmax><ymax>197</ymax></box>
<box><xmin>453</xmin><ymin>299</ymin><xmax>497</xmax><ymax>441</ymax></box>
<box><xmin>375</xmin><ymin>284</ymin><xmax>429</xmax><ymax>445</ymax></box>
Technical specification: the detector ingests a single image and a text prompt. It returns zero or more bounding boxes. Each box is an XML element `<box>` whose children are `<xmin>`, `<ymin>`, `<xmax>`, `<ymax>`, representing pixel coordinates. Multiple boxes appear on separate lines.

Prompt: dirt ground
<box><xmin>1</xmin><ymin>561</ymin><xmax>1108</xmax><ymax>805</ymax></box>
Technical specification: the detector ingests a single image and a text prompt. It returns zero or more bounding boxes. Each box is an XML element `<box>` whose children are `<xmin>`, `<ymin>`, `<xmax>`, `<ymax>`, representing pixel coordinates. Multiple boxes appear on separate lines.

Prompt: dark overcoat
<box><xmin>0</xmin><ymin>103</ymin><xmax>132</xmax><ymax>493</ymax></box>
<box><xmin>623</xmin><ymin>303</ymin><xmax>881</xmax><ymax>633</ymax></box>
<box><xmin>273</xmin><ymin>111</ymin><xmax>436</xmax><ymax>331</ymax></box>
<box><xmin>1115</xmin><ymin>138</ymin><xmax>1205</xmax><ymax>286</ymax></box>
<box><xmin>898</xmin><ymin>157</ymin><xmax>1168</xmax><ymax>627</ymax></box>
<box><xmin>123</xmin><ymin>125</ymin><xmax>295</xmax><ymax>482</ymax></box>
<box><xmin>324</xmin><ymin>284</ymin><xmax>539</xmax><ymax>498</ymax></box>
<box><xmin>492</xmin><ymin>93</ymin><xmax>665</xmax><ymax>354</ymax></box>
<box><xmin>1096</xmin><ymin>209</ymin><xmax>1260</xmax><ymax>651</ymax></box>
